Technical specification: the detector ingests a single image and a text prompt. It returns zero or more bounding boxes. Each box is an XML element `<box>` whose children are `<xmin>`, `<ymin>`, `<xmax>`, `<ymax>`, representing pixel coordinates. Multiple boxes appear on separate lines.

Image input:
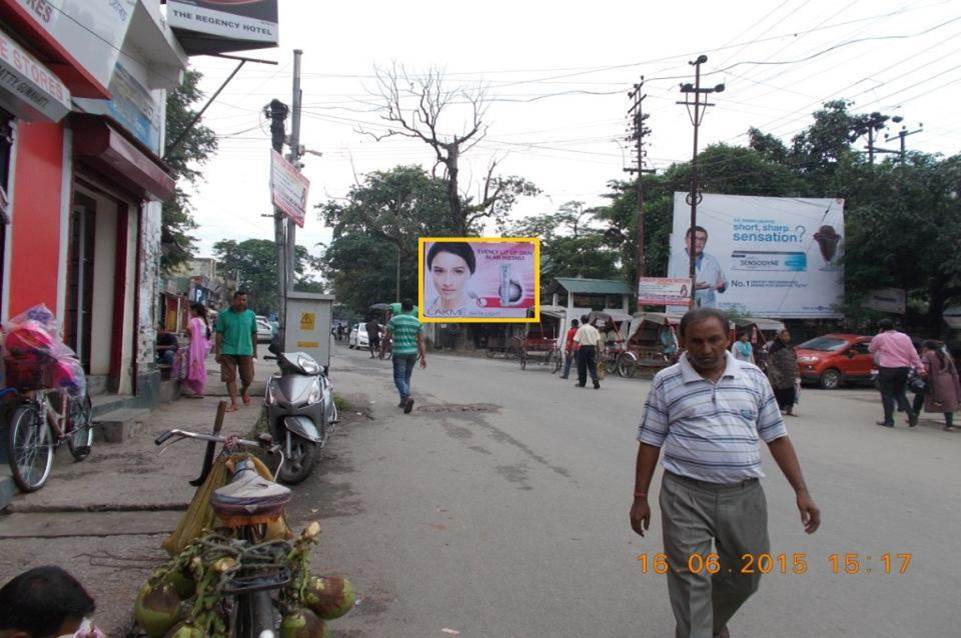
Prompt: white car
<box><xmin>348</xmin><ymin>323</ymin><xmax>369</xmax><ymax>349</ymax></box>
<box><xmin>256</xmin><ymin>318</ymin><xmax>273</xmax><ymax>344</ymax></box>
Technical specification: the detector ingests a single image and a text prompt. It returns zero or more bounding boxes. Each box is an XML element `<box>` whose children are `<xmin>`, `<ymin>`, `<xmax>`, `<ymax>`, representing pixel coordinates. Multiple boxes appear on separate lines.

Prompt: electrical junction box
<box><xmin>284</xmin><ymin>291</ymin><xmax>335</xmax><ymax>368</ymax></box>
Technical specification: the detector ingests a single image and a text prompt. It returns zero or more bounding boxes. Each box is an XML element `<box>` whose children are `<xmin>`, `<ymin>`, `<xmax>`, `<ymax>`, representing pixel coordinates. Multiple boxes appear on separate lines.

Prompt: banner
<box><xmin>167</xmin><ymin>0</ymin><xmax>279</xmax><ymax>55</ymax></box>
<box><xmin>418</xmin><ymin>238</ymin><xmax>540</xmax><ymax>323</ymax></box>
<box><xmin>270</xmin><ymin>150</ymin><xmax>309</xmax><ymax>228</ymax></box>
<box><xmin>667</xmin><ymin>193</ymin><xmax>845</xmax><ymax>318</ymax></box>
<box><xmin>638</xmin><ymin>277</ymin><xmax>693</xmax><ymax>307</ymax></box>
<box><xmin>864</xmin><ymin>288</ymin><xmax>906</xmax><ymax>314</ymax></box>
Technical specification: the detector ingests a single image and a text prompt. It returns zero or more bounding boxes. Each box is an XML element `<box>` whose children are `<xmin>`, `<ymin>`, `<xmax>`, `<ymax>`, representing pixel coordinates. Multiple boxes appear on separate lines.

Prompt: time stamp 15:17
<box><xmin>638</xmin><ymin>552</ymin><xmax>913</xmax><ymax>575</ymax></box>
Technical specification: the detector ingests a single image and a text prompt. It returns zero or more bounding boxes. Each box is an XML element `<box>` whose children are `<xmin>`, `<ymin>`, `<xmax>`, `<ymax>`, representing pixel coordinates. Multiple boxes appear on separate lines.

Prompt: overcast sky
<box><xmin>183</xmin><ymin>0</ymin><xmax>961</xmax><ymax>264</ymax></box>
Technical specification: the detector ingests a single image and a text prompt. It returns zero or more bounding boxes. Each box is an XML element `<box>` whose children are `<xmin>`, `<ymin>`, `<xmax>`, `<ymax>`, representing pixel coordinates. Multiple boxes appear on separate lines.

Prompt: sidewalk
<box><xmin>0</xmin><ymin>359</ymin><xmax>273</xmax><ymax>636</ymax></box>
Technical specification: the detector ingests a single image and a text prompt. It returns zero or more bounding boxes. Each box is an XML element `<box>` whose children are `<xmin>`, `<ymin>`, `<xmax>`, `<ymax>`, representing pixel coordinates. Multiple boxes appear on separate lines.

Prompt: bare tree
<box><xmin>361</xmin><ymin>63</ymin><xmax>537</xmax><ymax>234</ymax></box>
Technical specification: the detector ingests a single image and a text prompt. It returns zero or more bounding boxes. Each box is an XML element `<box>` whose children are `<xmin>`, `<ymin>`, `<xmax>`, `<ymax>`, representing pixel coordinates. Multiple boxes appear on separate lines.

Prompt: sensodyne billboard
<box><xmin>667</xmin><ymin>193</ymin><xmax>845</xmax><ymax>318</ymax></box>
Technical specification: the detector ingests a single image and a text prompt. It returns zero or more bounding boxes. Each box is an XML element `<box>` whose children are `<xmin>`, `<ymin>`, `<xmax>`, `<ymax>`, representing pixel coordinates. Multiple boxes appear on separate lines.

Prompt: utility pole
<box><xmin>265</xmin><ymin>98</ymin><xmax>289</xmax><ymax>332</ymax></box>
<box><xmin>623</xmin><ymin>77</ymin><xmax>655</xmax><ymax>296</ymax></box>
<box><xmin>677</xmin><ymin>55</ymin><xmax>724</xmax><ymax>309</ymax></box>
<box><xmin>885</xmin><ymin>124</ymin><xmax>923</xmax><ymax>165</ymax></box>
<box><xmin>286</xmin><ymin>49</ymin><xmax>304</xmax><ymax>297</ymax></box>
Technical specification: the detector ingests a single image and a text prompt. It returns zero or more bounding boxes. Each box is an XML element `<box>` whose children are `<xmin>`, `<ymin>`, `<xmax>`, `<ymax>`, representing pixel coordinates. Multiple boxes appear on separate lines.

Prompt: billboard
<box><xmin>418</xmin><ymin>238</ymin><xmax>540</xmax><ymax>323</ymax></box>
<box><xmin>270</xmin><ymin>150</ymin><xmax>309</xmax><ymax>227</ymax></box>
<box><xmin>167</xmin><ymin>0</ymin><xmax>279</xmax><ymax>55</ymax></box>
<box><xmin>638</xmin><ymin>277</ymin><xmax>693</xmax><ymax>307</ymax></box>
<box><xmin>667</xmin><ymin>193</ymin><xmax>845</xmax><ymax>318</ymax></box>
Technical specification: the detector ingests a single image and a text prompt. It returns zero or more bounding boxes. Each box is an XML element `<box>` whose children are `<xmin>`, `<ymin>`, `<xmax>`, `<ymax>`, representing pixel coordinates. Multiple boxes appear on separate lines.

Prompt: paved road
<box><xmin>290</xmin><ymin>344</ymin><xmax>960</xmax><ymax>638</ymax></box>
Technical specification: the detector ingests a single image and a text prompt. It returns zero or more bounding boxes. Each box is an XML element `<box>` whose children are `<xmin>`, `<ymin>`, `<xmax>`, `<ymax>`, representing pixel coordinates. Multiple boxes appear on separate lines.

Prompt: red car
<box><xmin>795</xmin><ymin>333</ymin><xmax>874</xmax><ymax>389</ymax></box>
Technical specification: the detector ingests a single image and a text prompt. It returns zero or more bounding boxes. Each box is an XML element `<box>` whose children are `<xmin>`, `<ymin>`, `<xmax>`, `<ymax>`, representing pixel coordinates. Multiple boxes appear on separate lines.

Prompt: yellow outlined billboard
<box><xmin>418</xmin><ymin>237</ymin><xmax>540</xmax><ymax>323</ymax></box>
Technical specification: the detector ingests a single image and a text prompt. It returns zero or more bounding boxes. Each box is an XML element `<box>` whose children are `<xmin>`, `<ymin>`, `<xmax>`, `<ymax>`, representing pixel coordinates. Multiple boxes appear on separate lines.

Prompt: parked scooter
<box><xmin>264</xmin><ymin>348</ymin><xmax>337</xmax><ymax>484</ymax></box>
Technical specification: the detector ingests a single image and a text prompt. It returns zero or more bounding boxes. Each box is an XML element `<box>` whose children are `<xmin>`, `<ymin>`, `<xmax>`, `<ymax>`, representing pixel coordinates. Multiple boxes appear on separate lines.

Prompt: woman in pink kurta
<box><xmin>182</xmin><ymin>303</ymin><xmax>211</xmax><ymax>397</ymax></box>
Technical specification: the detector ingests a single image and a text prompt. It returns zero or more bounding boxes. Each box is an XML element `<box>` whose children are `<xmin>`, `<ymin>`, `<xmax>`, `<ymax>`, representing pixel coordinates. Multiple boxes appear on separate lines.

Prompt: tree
<box><xmin>363</xmin><ymin>65</ymin><xmax>538</xmax><ymax>233</ymax></box>
<box><xmin>162</xmin><ymin>70</ymin><xmax>218</xmax><ymax>271</ymax></box>
<box><xmin>212</xmin><ymin>239</ymin><xmax>323</xmax><ymax>314</ymax></box>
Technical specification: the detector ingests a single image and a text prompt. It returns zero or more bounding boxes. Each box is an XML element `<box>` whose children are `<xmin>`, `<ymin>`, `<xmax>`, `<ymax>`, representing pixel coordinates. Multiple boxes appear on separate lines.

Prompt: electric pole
<box><xmin>677</xmin><ymin>55</ymin><xmax>724</xmax><ymax>309</ymax></box>
<box><xmin>864</xmin><ymin>115</ymin><xmax>922</xmax><ymax>166</ymax></box>
<box><xmin>885</xmin><ymin>123</ymin><xmax>923</xmax><ymax>166</ymax></box>
<box><xmin>265</xmin><ymin>98</ymin><xmax>289</xmax><ymax>331</ymax></box>
<box><xmin>623</xmin><ymin>77</ymin><xmax>654</xmax><ymax>296</ymax></box>
<box><xmin>286</xmin><ymin>49</ymin><xmax>304</xmax><ymax>295</ymax></box>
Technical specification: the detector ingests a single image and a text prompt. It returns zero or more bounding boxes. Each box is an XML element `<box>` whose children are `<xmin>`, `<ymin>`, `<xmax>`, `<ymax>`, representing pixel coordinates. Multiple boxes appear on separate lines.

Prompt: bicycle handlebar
<box><xmin>154</xmin><ymin>428</ymin><xmax>262</xmax><ymax>449</ymax></box>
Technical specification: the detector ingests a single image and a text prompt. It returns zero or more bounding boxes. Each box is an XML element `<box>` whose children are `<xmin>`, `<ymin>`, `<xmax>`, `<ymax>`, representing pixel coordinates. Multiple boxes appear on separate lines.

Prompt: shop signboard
<box><xmin>167</xmin><ymin>0</ymin><xmax>279</xmax><ymax>55</ymax></box>
<box><xmin>637</xmin><ymin>277</ymin><xmax>694</xmax><ymax>307</ymax></box>
<box><xmin>75</xmin><ymin>62</ymin><xmax>162</xmax><ymax>154</ymax></box>
<box><xmin>0</xmin><ymin>28</ymin><xmax>71</xmax><ymax>121</ymax></box>
<box><xmin>14</xmin><ymin>0</ymin><xmax>136</xmax><ymax>96</ymax></box>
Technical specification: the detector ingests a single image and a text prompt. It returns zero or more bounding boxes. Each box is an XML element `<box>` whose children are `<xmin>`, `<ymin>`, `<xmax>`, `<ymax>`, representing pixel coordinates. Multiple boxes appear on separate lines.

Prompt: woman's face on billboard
<box><xmin>431</xmin><ymin>250</ymin><xmax>471</xmax><ymax>302</ymax></box>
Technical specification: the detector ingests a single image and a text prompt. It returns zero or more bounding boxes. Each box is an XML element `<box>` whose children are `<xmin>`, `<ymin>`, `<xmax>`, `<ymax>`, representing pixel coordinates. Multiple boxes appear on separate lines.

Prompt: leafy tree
<box><xmin>212</xmin><ymin>239</ymin><xmax>322</xmax><ymax>314</ymax></box>
<box><xmin>162</xmin><ymin>70</ymin><xmax>218</xmax><ymax>271</ymax></box>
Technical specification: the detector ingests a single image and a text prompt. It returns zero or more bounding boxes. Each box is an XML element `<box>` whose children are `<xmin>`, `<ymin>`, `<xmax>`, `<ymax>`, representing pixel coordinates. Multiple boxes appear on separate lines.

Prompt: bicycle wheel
<box><xmin>618</xmin><ymin>352</ymin><xmax>638</xmax><ymax>378</ymax></box>
<box><xmin>234</xmin><ymin>590</ymin><xmax>276</xmax><ymax>638</ymax></box>
<box><xmin>66</xmin><ymin>393</ymin><xmax>94</xmax><ymax>461</ymax></box>
<box><xmin>7</xmin><ymin>404</ymin><xmax>53</xmax><ymax>492</ymax></box>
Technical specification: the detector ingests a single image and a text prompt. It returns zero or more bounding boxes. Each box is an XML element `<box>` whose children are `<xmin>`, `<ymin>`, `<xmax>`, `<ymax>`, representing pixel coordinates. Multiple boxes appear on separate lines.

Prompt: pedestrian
<box><xmin>365</xmin><ymin>315</ymin><xmax>382</xmax><ymax>359</ymax></box>
<box><xmin>630</xmin><ymin>309</ymin><xmax>820</xmax><ymax>638</ymax></box>
<box><xmin>559</xmin><ymin>318</ymin><xmax>579</xmax><ymax>380</ymax></box>
<box><xmin>573</xmin><ymin>314</ymin><xmax>601</xmax><ymax>389</ymax></box>
<box><xmin>731</xmin><ymin>331</ymin><xmax>754</xmax><ymax>364</ymax></box>
<box><xmin>181</xmin><ymin>303</ymin><xmax>211</xmax><ymax>398</ymax></box>
<box><xmin>869</xmin><ymin>318</ymin><xmax>924</xmax><ymax>427</ymax></box>
<box><xmin>381</xmin><ymin>299</ymin><xmax>426</xmax><ymax>414</ymax></box>
<box><xmin>660</xmin><ymin>318</ymin><xmax>679</xmax><ymax>362</ymax></box>
<box><xmin>214</xmin><ymin>290</ymin><xmax>258</xmax><ymax>412</ymax></box>
<box><xmin>0</xmin><ymin>566</ymin><xmax>105</xmax><ymax>638</ymax></box>
<box><xmin>155</xmin><ymin>322</ymin><xmax>178</xmax><ymax>366</ymax></box>
<box><xmin>918</xmin><ymin>339</ymin><xmax>961</xmax><ymax>431</ymax></box>
<box><xmin>766</xmin><ymin>329</ymin><xmax>799</xmax><ymax>416</ymax></box>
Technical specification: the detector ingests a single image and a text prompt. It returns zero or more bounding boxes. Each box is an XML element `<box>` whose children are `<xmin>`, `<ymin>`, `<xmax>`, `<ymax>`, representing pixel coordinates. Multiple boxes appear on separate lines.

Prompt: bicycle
<box><xmin>4</xmin><ymin>360</ymin><xmax>93</xmax><ymax>492</ymax></box>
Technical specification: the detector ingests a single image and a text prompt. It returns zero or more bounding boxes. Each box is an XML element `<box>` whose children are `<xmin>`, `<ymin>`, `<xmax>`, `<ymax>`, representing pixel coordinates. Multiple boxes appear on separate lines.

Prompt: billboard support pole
<box><xmin>265</xmin><ymin>98</ymin><xmax>289</xmax><ymax>337</ymax></box>
<box><xmin>286</xmin><ymin>49</ymin><xmax>304</xmax><ymax>298</ymax></box>
<box><xmin>677</xmin><ymin>56</ymin><xmax>724</xmax><ymax>309</ymax></box>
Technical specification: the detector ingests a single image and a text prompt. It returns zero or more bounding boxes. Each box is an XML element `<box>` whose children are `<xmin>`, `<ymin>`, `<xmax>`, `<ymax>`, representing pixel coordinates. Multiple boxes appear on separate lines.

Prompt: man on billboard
<box><xmin>668</xmin><ymin>226</ymin><xmax>727</xmax><ymax>308</ymax></box>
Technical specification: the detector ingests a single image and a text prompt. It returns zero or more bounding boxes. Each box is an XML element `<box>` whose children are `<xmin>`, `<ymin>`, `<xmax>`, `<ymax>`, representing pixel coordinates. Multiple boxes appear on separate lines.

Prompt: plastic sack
<box><xmin>162</xmin><ymin>453</ymin><xmax>292</xmax><ymax>556</ymax></box>
<box><xmin>50</xmin><ymin>357</ymin><xmax>86</xmax><ymax>399</ymax></box>
<box><xmin>2</xmin><ymin>304</ymin><xmax>85</xmax><ymax>396</ymax></box>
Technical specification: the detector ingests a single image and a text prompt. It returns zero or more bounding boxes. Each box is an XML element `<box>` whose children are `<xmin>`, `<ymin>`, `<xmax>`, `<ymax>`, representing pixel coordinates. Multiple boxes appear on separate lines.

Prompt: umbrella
<box><xmin>588</xmin><ymin>311</ymin><xmax>614</xmax><ymax>330</ymax></box>
<box><xmin>369</xmin><ymin>303</ymin><xmax>392</xmax><ymax>311</ymax></box>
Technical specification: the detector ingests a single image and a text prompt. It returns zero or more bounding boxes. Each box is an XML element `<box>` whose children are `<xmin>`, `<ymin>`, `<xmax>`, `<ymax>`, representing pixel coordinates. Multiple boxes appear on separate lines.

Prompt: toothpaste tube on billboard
<box><xmin>730</xmin><ymin>250</ymin><xmax>807</xmax><ymax>272</ymax></box>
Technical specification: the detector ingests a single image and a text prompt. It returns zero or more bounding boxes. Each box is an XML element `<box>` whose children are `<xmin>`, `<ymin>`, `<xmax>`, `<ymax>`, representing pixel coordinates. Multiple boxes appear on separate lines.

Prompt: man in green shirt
<box><xmin>380</xmin><ymin>299</ymin><xmax>426</xmax><ymax>414</ymax></box>
<box><xmin>214</xmin><ymin>290</ymin><xmax>258</xmax><ymax>412</ymax></box>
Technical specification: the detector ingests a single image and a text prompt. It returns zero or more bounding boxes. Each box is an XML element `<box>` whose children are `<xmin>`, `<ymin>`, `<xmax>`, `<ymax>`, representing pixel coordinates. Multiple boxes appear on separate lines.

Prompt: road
<box><xmin>291</xmin><ymin>343</ymin><xmax>960</xmax><ymax>638</ymax></box>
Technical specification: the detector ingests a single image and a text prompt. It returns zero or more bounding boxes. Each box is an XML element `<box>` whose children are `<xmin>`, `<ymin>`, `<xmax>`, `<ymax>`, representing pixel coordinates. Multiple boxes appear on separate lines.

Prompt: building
<box><xmin>0</xmin><ymin>0</ymin><xmax>186</xmax><ymax>401</ymax></box>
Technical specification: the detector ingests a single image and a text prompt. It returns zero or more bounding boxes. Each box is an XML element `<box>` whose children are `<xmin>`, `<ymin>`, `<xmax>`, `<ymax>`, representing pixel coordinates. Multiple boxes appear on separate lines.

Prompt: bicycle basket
<box><xmin>3</xmin><ymin>356</ymin><xmax>50</xmax><ymax>391</ymax></box>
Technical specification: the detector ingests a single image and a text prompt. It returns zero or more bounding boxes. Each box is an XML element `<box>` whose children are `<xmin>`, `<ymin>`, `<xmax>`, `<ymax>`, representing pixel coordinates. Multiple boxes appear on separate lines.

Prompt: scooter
<box><xmin>264</xmin><ymin>350</ymin><xmax>337</xmax><ymax>484</ymax></box>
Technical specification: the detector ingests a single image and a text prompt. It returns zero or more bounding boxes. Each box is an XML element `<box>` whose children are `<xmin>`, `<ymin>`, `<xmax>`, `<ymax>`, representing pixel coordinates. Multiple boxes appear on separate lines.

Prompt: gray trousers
<box><xmin>660</xmin><ymin>471</ymin><xmax>769</xmax><ymax>638</ymax></box>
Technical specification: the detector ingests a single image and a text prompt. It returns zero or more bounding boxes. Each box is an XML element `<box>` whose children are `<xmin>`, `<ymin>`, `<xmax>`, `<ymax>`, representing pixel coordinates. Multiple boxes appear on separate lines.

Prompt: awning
<box><xmin>71</xmin><ymin>114</ymin><xmax>175</xmax><ymax>201</ymax></box>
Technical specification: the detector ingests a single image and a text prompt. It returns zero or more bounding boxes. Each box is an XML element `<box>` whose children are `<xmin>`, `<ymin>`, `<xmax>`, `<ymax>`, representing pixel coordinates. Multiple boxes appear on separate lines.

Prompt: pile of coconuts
<box><xmin>135</xmin><ymin>522</ymin><xmax>355</xmax><ymax>637</ymax></box>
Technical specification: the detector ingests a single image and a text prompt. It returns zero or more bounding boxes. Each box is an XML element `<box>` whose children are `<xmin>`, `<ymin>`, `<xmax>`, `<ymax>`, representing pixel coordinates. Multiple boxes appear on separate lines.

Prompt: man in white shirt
<box><xmin>668</xmin><ymin>225</ymin><xmax>727</xmax><ymax>309</ymax></box>
<box><xmin>572</xmin><ymin>314</ymin><xmax>602</xmax><ymax>389</ymax></box>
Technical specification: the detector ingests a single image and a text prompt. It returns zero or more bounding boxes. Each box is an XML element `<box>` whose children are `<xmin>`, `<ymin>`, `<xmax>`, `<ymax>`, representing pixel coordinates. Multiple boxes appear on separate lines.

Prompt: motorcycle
<box><xmin>264</xmin><ymin>351</ymin><xmax>337</xmax><ymax>484</ymax></box>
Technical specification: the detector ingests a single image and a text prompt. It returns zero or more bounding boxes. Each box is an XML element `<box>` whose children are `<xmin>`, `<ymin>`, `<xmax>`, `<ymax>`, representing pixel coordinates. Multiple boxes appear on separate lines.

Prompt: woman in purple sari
<box><xmin>182</xmin><ymin>303</ymin><xmax>211</xmax><ymax>398</ymax></box>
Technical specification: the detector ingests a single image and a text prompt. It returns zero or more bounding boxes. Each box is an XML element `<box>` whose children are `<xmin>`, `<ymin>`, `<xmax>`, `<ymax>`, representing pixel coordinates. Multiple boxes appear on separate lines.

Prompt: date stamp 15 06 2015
<box><xmin>637</xmin><ymin>552</ymin><xmax>913</xmax><ymax>576</ymax></box>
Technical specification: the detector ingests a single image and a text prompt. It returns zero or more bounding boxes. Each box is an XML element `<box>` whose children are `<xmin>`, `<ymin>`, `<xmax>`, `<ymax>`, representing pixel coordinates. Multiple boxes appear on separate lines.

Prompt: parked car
<box><xmin>796</xmin><ymin>333</ymin><xmax>874</xmax><ymax>389</ymax></box>
<box><xmin>256</xmin><ymin>318</ymin><xmax>274</xmax><ymax>343</ymax></box>
<box><xmin>348</xmin><ymin>323</ymin><xmax>369</xmax><ymax>349</ymax></box>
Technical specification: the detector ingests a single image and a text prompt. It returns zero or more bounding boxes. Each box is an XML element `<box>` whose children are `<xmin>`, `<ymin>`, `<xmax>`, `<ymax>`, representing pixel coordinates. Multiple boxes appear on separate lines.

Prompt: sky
<box><xmin>183</xmin><ymin>0</ymin><xmax>961</xmax><ymax>265</ymax></box>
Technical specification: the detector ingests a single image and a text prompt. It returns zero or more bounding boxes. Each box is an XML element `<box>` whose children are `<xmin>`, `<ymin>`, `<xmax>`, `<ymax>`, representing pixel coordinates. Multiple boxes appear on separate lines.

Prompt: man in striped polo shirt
<box><xmin>381</xmin><ymin>299</ymin><xmax>426</xmax><ymax>414</ymax></box>
<box><xmin>629</xmin><ymin>308</ymin><xmax>820</xmax><ymax>638</ymax></box>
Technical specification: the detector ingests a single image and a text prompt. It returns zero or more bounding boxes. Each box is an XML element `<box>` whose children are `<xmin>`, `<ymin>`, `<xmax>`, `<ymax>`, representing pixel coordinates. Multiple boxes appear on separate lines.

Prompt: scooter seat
<box><xmin>211</xmin><ymin>461</ymin><xmax>291</xmax><ymax>521</ymax></box>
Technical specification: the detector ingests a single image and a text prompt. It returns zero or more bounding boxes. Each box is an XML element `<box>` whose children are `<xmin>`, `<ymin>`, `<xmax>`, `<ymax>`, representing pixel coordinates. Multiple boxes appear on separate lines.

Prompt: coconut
<box><xmin>134</xmin><ymin>581</ymin><xmax>182</xmax><ymax>638</ymax></box>
<box><xmin>164</xmin><ymin>567</ymin><xmax>196</xmax><ymax>600</ymax></box>
<box><xmin>303</xmin><ymin>576</ymin><xmax>355</xmax><ymax>620</ymax></box>
<box><xmin>164</xmin><ymin>621</ymin><xmax>206</xmax><ymax>638</ymax></box>
<box><xmin>280</xmin><ymin>608</ymin><xmax>330</xmax><ymax>638</ymax></box>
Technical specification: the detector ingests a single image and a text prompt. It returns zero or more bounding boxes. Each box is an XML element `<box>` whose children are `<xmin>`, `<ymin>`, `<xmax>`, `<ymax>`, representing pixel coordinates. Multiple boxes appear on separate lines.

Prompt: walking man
<box><xmin>869</xmin><ymin>318</ymin><xmax>924</xmax><ymax>427</ymax></box>
<box><xmin>365</xmin><ymin>315</ymin><xmax>381</xmax><ymax>359</ymax></box>
<box><xmin>630</xmin><ymin>308</ymin><xmax>820</xmax><ymax>638</ymax></box>
<box><xmin>573</xmin><ymin>314</ymin><xmax>601</xmax><ymax>389</ymax></box>
<box><xmin>380</xmin><ymin>299</ymin><xmax>426</xmax><ymax>414</ymax></box>
<box><xmin>559</xmin><ymin>318</ymin><xmax>579</xmax><ymax>380</ymax></box>
<box><xmin>214</xmin><ymin>290</ymin><xmax>258</xmax><ymax>412</ymax></box>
